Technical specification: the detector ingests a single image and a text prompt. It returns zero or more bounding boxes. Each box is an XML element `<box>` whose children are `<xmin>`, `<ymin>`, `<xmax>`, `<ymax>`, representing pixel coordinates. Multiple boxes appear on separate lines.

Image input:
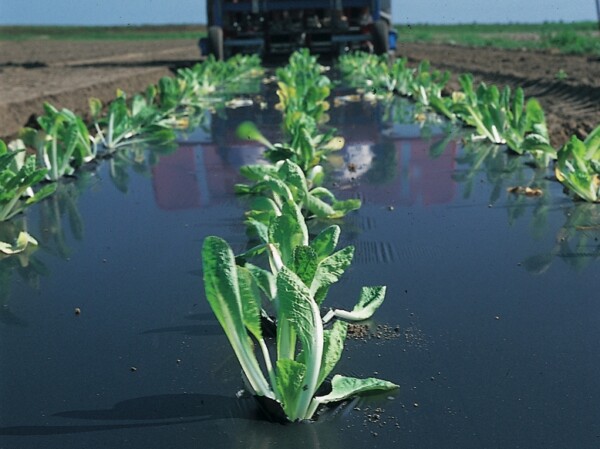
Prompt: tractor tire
<box><xmin>208</xmin><ymin>26</ymin><xmax>224</xmax><ymax>61</ymax></box>
<box><xmin>372</xmin><ymin>19</ymin><xmax>389</xmax><ymax>55</ymax></box>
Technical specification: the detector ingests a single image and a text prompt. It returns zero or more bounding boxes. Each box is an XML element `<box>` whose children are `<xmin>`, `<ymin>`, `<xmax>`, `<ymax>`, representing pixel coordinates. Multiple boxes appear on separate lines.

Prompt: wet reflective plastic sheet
<box><xmin>1</xmin><ymin>94</ymin><xmax>600</xmax><ymax>449</ymax></box>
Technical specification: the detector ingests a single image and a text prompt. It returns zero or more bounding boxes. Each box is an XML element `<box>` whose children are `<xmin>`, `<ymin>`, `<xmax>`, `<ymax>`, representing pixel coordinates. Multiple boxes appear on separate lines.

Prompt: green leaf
<box><xmin>525</xmin><ymin>99</ymin><xmax>547</xmax><ymax>134</ymax></box>
<box><xmin>429</xmin><ymin>96</ymin><xmax>455</xmax><ymax>121</ymax></box>
<box><xmin>277</xmin><ymin>267</ymin><xmax>321</xmax><ymax>353</ymax></box>
<box><xmin>245</xmin><ymin>196</ymin><xmax>280</xmax><ymax>228</ymax></box>
<box><xmin>276</xmin><ymin>266</ymin><xmax>323</xmax><ymax>420</ymax></box>
<box><xmin>351</xmin><ymin>286</ymin><xmax>386</xmax><ymax>320</ymax></box>
<box><xmin>237</xmin><ymin>121</ymin><xmax>274</xmax><ymax>149</ymax></box>
<box><xmin>245</xmin><ymin>263</ymin><xmax>277</xmax><ymax>301</ymax></box>
<box><xmin>323</xmin><ymin>286</ymin><xmax>386</xmax><ymax>323</ymax></box>
<box><xmin>246</xmin><ymin>218</ymin><xmax>269</xmax><ymax>244</ymax></box>
<box><xmin>305</xmin><ymin>194</ymin><xmax>336</xmax><ymax>218</ymax></box>
<box><xmin>331</xmin><ymin>198</ymin><xmax>362</xmax><ymax>217</ymax></box>
<box><xmin>584</xmin><ymin>124</ymin><xmax>600</xmax><ymax>160</ymax></box>
<box><xmin>313</xmin><ymin>374</ymin><xmax>398</xmax><ymax>405</ymax></box>
<box><xmin>275</xmin><ymin>359</ymin><xmax>307</xmax><ymax>418</ymax></box>
<box><xmin>317</xmin><ymin>320</ymin><xmax>348</xmax><ymax>388</ymax></box>
<box><xmin>310</xmin><ymin>225</ymin><xmax>340</xmax><ymax>261</ymax></box>
<box><xmin>513</xmin><ymin>87</ymin><xmax>524</xmax><ymax>126</ymax></box>
<box><xmin>237</xmin><ymin>266</ymin><xmax>263</xmax><ymax>341</ymax></box>
<box><xmin>131</xmin><ymin>94</ymin><xmax>147</xmax><ymax>117</ymax></box>
<box><xmin>268</xmin><ymin>201</ymin><xmax>308</xmax><ymax>266</ymax></box>
<box><xmin>240</xmin><ymin>164</ymin><xmax>278</xmax><ymax>182</ymax></box>
<box><xmin>556</xmin><ymin>136</ymin><xmax>599</xmax><ymax>202</ymax></box>
<box><xmin>262</xmin><ymin>177</ymin><xmax>295</xmax><ymax>203</ymax></box>
<box><xmin>278</xmin><ymin>160</ymin><xmax>309</xmax><ymax>199</ymax></box>
<box><xmin>307</xmin><ymin>187</ymin><xmax>361</xmax><ymax>218</ymax></box>
<box><xmin>26</xmin><ymin>182</ymin><xmax>57</xmax><ymax>205</ymax></box>
<box><xmin>310</xmin><ymin>246</ymin><xmax>355</xmax><ymax>303</ymax></box>
<box><xmin>293</xmin><ymin>245</ymin><xmax>318</xmax><ymax>286</ymax></box>
<box><xmin>89</xmin><ymin>97</ymin><xmax>103</xmax><ymax>119</ymax></box>
<box><xmin>202</xmin><ymin>236</ymin><xmax>272</xmax><ymax>397</ymax></box>
<box><xmin>203</xmin><ymin>236</ymin><xmax>245</xmax><ymax>334</ymax></box>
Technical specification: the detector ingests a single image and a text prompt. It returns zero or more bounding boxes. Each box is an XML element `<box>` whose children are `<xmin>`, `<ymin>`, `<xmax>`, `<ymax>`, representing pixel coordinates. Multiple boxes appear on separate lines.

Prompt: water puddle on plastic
<box><xmin>2</xmin><ymin>84</ymin><xmax>600</xmax><ymax>449</ymax></box>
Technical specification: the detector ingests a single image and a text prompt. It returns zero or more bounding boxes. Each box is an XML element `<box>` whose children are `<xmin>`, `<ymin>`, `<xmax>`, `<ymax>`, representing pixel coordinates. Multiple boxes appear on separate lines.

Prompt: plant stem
<box><xmin>258</xmin><ymin>338</ymin><xmax>278</xmax><ymax>396</ymax></box>
<box><xmin>230</xmin><ymin>331</ymin><xmax>274</xmax><ymax>399</ymax></box>
<box><xmin>51</xmin><ymin>135</ymin><xmax>59</xmax><ymax>181</ymax></box>
<box><xmin>293</xmin><ymin>298</ymin><xmax>323</xmax><ymax>420</ymax></box>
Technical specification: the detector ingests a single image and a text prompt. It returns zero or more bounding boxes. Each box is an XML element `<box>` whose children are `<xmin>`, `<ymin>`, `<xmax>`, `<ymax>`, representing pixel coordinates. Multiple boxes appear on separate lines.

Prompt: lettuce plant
<box><xmin>501</xmin><ymin>87</ymin><xmax>556</xmax><ymax>167</ymax></box>
<box><xmin>156</xmin><ymin>76</ymin><xmax>208</xmax><ymax>117</ymax></box>
<box><xmin>340</xmin><ymin>54</ymin><xmax>455</xmax><ymax>124</ymax></box>
<box><xmin>453</xmin><ymin>75</ymin><xmax>556</xmax><ymax>166</ymax></box>
<box><xmin>237</xmin><ymin>118</ymin><xmax>343</xmax><ymax>173</ymax></box>
<box><xmin>172</xmin><ymin>55</ymin><xmax>264</xmax><ymax>114</ymax></box>
<box><xmin>90</xmin><ymin>90</ymin><xmax>176</xmax><ymax>152</ymax></box>
<box><xmin>452</xmin><ymin>75</ymin><xmax>507</xmax><ymax>145</ymax></box>
<box><xmin>235</xmin><ymin>159</ymin><xmax>361</xmax><ymax>228</ymax></box>
<box><xmin>555</xmin><ymin>126</ymin><xmax>600</xmax><ymax>202</ymax></box>
<box><xmin>338</xmin><ymin>53</ymin><xmax>560</xmax><ymax>168</ymax></box>
<box><xmin>269</xmin><ymin>50</ymin><xmax>345</xmax><ymax>171</ymax></box>
<box><xmin>179</xmin><ymin>54</ymin><xmax>263</xmax><ymax>99</ymax></box>
<box><xmin>338</xmin><ymin>52</ymin><xmax>398</xmax><ymax>96</ymax></box>
<box><xmin>409</xmin><ymin>60</ymin><xmax>451</xmax><ymax>108</ymax></box>
<box><xmin>19</xmin><ymin>103</ymin><xmax>95</xmax><ymax>181</ymax></box>
<box><xmin>204</xmin><ymin>158</ymin><xmax>395</xmax><ymax>422</ymax></box>
<box><xmin>90</xmin><ymin>55</ymin><xmax>264</xmax><ymax>154</ymax></box>
<box><xmin>276</xmin><ymin>49</ymin><xmax>331</xmax><ymax>121</ymax></box>
<box><xmin>0</xmin><ymin>53</ymin><xmax>266</xmax><ymax>225</ymax></box>
<box><xmin>202</xmin><ymin>231</ymin><xmax>397</xmax><ymax>422</ymax></box>
<box><xmin>339</xmin><ymin>54</ymin><xmax>450</xmax><ymax>107</ymax></box>
<box><xmin>0</xmin><ymin>140</ymin><xmax>56</xmax><ymax>222</ymax></box>
<box><xmin>389</xmin><ymin>57</ymin><xmax>417</xmax><ymax>97</ymax></box>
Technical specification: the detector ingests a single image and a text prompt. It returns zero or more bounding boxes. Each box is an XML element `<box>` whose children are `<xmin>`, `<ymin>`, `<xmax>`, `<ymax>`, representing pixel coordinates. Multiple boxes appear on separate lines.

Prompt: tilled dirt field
<box><xmin>1</xmin><ymin>39</ymin><xmax>598</xmax><ymax>146</ymax></box>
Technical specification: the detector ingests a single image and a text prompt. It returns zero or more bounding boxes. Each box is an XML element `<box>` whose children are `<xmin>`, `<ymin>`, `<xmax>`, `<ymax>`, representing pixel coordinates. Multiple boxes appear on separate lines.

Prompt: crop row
<box><xmin>0</xmin><ymin>55</ymin><xmax>263</xmax><ymax>254</ymax></box>
<box><xmin>202</xmin><ymin>49</ymin><xmax>397</xmax><ymax>422</ymax></box>
<box><xmin>338</xmin><ymin>52</ymin><xmax>600</xmax><ymax>202</ymax></box>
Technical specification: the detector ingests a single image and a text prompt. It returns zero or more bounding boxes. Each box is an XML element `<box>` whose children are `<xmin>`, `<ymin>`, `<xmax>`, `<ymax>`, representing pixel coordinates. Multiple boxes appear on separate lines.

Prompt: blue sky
<box><xmin>0</xmin><ymin>0</ymin><xmax>597</xmax><ymax>25</ymax></box>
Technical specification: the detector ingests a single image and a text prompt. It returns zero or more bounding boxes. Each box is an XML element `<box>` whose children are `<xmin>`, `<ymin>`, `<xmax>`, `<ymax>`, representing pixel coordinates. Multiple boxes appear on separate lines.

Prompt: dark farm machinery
<box><xmin>201</xmin><ymin>0</ymin><xmax>395</xmax><ymax>59</ymax></box>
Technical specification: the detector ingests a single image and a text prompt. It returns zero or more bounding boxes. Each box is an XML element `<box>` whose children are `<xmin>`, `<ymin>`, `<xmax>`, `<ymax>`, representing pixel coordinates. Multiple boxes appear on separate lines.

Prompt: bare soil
<box><xmin>1</xmin><ymin>39</ymin><xmax>598</xmax><ymax>146</ymax></box>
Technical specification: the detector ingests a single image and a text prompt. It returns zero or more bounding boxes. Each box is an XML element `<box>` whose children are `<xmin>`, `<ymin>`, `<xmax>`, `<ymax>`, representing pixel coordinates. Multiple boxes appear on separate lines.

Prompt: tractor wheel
<box><xmin>208</xmin><ymin>26</ymin><xmax>224</xmax><ymax>60</ymax></box>
<box><xmin>372</xmin><ymin>19</ymin><xmax>389</xmax><ymax>55</ymax></box>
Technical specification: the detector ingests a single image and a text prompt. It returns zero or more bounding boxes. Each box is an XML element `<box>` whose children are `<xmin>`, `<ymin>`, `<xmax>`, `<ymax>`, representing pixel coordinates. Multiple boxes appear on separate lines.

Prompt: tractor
<box><xmin>201</xmin><ymin>0</ymin><xmax>395</xmax><ymax>59</ymax></box>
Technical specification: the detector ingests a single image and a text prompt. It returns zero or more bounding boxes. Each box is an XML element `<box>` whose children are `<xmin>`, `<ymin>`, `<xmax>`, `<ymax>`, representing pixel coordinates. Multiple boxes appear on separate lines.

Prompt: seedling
<box><xmin>235</xmin><ymin>158</ymin><xmax>360</xmax><ymax>226</ymax></box>
<box><xmin>202</xmin><ymin>233</ymin><xmax>397</xmax><ymax>422</ymax></box>
<box><xmin>555</xmin><ymin>69</ymin><xmax>568</xmax><ymax>80</ymax></box>
<box><xmin>555</xmin><ymin>125</ymin><xmax>600</xmax><ymax>202</ymax></box>
<box><xmin>204</xmin><ymin>153</ymin><xmax>395</xmax><ymax>422</ymax></box>
<box><xmin>18</xmin><ymin>103</ymin><xmax>95</xmax><ymax>181</ymax></box>
<box><xmin>90</xmin><ymin>90</ymin><xmax>176</xmax><ymax>152</ymax></box>
<box><xmin>0</xmin><ymin>140</ymin><xmax>56</xmax><ymax>222</ymax></box>
<box><xmin>269</xmin><ymin>50</ymin><xmax>344</xmax><ymax>171</ymax></box>
<box><xmin>453</xmin><ymin>75</ymin><xmax>556</xmax><ymax>166</ymax></box>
